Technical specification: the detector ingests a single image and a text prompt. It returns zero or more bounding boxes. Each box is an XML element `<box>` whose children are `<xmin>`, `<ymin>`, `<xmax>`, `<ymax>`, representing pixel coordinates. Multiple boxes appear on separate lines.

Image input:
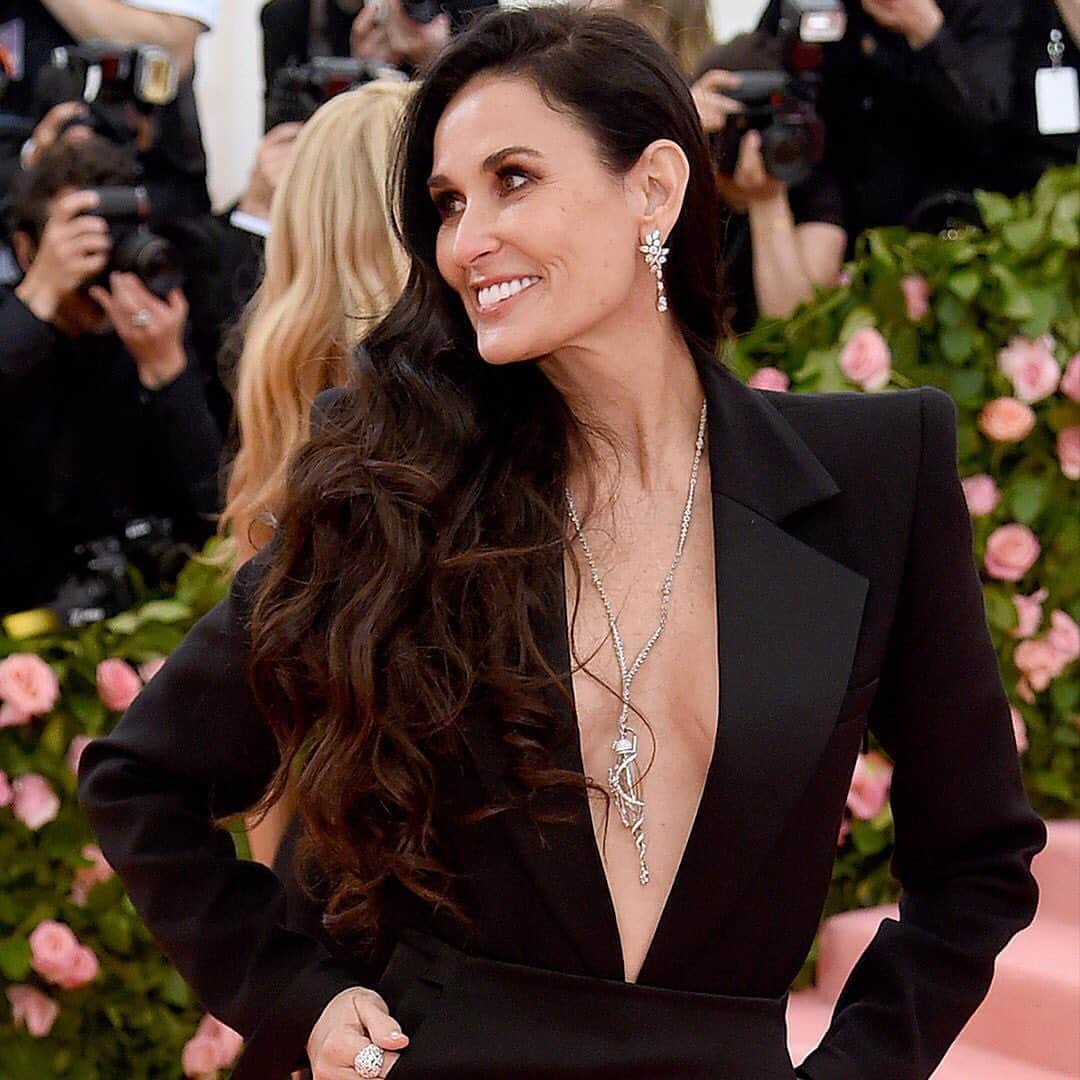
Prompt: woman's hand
<box><xmin>307</xmin><ymin>986</ymin><xmax>409</xmax><ymax>1078</ymax></box>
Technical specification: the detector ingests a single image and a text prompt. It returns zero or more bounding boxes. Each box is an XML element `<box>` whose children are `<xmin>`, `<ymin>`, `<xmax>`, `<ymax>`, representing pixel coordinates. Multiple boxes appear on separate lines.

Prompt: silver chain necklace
<box><xmin>564</xmin><ymin>398</ymin><xmax>708</xmax><ymax>886</ymax></box>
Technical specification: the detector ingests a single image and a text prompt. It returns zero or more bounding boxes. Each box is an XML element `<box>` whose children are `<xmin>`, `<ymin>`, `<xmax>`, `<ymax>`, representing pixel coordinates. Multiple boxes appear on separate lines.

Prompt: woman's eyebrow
<box><xmin>427</xmin><ymin>146</ymin><xmax>544</xmax><ymax>190</ymax></box>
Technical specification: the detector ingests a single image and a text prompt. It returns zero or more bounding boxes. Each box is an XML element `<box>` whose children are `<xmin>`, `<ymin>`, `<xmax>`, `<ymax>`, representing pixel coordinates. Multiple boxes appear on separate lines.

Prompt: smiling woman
<box><xmin>79</xmin><ymin>7</ymin><xmax>1045</xmax><ymax>1080</ymax></box>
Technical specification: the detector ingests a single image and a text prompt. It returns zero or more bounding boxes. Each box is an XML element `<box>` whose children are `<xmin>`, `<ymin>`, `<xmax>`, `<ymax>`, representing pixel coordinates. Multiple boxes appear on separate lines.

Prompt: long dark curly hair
<box><xmin>248</xmin><ymin>5</ymin><xmax>722</xmax><ymax>949</ymax></box>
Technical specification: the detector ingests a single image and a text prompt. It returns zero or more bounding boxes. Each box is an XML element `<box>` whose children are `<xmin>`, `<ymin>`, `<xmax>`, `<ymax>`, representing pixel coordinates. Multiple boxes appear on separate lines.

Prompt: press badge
<box><xmin>1036</xmin><ymin>30</ymin><xmax>1080</xmax><ymax>136</ymax></box>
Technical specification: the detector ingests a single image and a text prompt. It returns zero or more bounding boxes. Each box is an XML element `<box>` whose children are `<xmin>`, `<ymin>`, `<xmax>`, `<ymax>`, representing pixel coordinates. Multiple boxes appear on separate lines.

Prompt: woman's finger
<box><xmin>352</xmin><ymin>993</ymin><xmax>409</xmax><ymax>1052</ymax></box>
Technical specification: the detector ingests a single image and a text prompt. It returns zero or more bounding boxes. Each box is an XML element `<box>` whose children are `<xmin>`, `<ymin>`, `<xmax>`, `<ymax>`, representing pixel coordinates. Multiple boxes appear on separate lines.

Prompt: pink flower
<box><xmin>1057</xmin><ymin>426</ymin><xmax>1080</xmax><ymax>481</ymax></box>
<box><xmin>0</xmin><ymin>701</ymin><xmax>32</xmax><ymax>728</ymax></box>
<box><xmin>28</xmin><ymin>920</ymin><xmax>99</xmax><ymax>989</ymax></box>
<box><xmin>182</xmin><ymin>1014</ymin><xmax>244</xmax><ymax>1077</ymax></box>
<box><xmin>1047</xmin><ymin>610</ymin><xmax>1080</xmax><ymax>663</ymax></box>
<box><xmin>6</xmin><ymin>985</ymin><xmax>59</xmax><ymax>1038</ymax></box>
<box><xmin>836</xmin><ymin>270</ymin><xmax>853</xmax><ymax>287</ymax></box>
<box><xmin>1013</xmin><ymin>638</ymin><xmax>1067</xmax><ymax>693</ymax></box>
<box><xmin>66</xmin><ymin>735</ymin><xmax>93</xmax><ymax>776</ymax></box>
<box><xmin>96</xmin><ymin>658</ymin><xmax>142</xmax><ymax>713</ymax></box>
<box><xmin>978</xmin><ymin>398</ymin><xmax>1037</xmax><ymax>443</ymax></box>
<box><xmin>984</xmin><ymin>524</ymin><xmax>1040</xmax><ymax>582</ymax></box>
<box><xmin>1062</xmin><ymin>354</ymin><xmax>1080</xmax><ymax>402</ymax></box>
<box><xmin>0</xmin><ymin>654</ymin><xmax>59</xmax><ymax>717</ymax></box>
<box><xmin>138</xmin><ymin>656</ymin><xmax>167</xmax><ymax>683</ymax></box>
<box><xmin>998</xmin><ymin>335</ymin><xmax>1060</xmax><ymax>404</ymax></box>
<box><xmin>70</xmin><ymin>843</ymin><xmax>113</xmax><ymax>907</ymax></box>
<box><xmin>0</xmin><ymin>769</ymin><xmax>12</xmax><ymax>808</ymax></box>
<box><xmin>1009</xmin><ymin>706</ymin><xmax>1029</xmax><ymax>754</ymax></box>
<box><xmin>1010</xmin><ymin>588</ymin><xmax>1048</xmax><ymax>640</ymax></box>
<box><xmin>961</xmin><ymin>474</ymin><xmax>1001</xmax><ymax>517</ymax></box>
<box><xmin>839</xmin><ymin>327</ymin><xmax>892</xmax><ymax>391</ymax></box>
<box><xmin>846</xmin><ymin>751</ymin><xmax>893</xmax><ymax>820</ymax></box>
<box><xmin>901</xmin><ymin>275</ymin><xmax>930</xmax><ymax>321</ymax></box>
<box><xmin>837</xmin><ymin>817</ymin><xmax>851</xmax><ymax>846</ymax></box>
<box><xmin>1016</xmin><ymin>677</ymin><xmax>1035</xmax><ymax>704</ymax></box>
<box><xmin>747</xmin><ymin>366</ymin><xmax>790</xmax><ymax>392</ymax></box>
<box><xmin>11</xmin><ymin>774</ymin><xmax>60</xmax><ymax>830</ymax></box>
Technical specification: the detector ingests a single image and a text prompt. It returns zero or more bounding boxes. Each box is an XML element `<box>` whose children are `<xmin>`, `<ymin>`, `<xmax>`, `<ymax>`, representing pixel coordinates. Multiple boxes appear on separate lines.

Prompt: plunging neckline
<box><xmin>557</xmin><ymin>543</ymin><xmax>722</xmax><ymax>986</ymax></box>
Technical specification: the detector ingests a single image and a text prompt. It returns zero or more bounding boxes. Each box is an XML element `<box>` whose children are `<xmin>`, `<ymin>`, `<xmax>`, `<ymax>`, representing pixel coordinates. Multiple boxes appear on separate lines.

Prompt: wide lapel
<box><xmin>638</xmin><ymin>362</ymin><xmax>869</xmax><ymax>985</ymax></box>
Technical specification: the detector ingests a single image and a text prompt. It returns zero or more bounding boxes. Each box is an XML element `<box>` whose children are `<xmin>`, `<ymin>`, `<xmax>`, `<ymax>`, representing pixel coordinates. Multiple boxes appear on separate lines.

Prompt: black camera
<box><xmin>265</xmin><ymin>56</ymin><xmax>404</xmax><ymax>129</ymax></box>
<box><xmin>77</xmin><ymin>186</ymin><xmax>183</xmax><ymax>299</ymax></box>
<box><xmin>48</xmin><ymin>517</ymin><xmax>189</xmax><ymax>629</ymax></box>
<box><xmin>34</xmin><ymin>41</ymin><xmax>178</xmax><ymax>147</ymax></box>
<box><xmin>713</xmin><ymin>70</ymin><xmax>826</xmax><ymax>186</ymax></box>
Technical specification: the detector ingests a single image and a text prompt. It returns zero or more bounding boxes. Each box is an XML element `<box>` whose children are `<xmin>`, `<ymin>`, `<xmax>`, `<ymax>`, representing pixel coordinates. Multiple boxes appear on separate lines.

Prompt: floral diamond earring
<box><xmin>639</xmin><ymin>229</ymin><xmax>669</xmax><ymax>312</ymax></box>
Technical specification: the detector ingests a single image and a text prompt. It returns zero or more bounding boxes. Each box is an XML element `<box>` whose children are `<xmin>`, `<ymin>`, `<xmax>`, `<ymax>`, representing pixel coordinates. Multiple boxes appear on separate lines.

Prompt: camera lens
<box><xmin>112</xmin><ymin>230</ymin><xmax>183</xmax><ymax>298</ymax></box>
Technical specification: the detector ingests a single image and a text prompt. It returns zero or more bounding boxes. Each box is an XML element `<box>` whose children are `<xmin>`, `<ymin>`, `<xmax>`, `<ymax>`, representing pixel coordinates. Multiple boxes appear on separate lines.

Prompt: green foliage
<box><xmin>737</xmin><ymin>166</ymin><xmax>1080</xmax><ymax>986</ymax></box>
<box><xmin>0</xmin><ymin>541</ymin><xmax>233</xmax><ymax>1076</ymax></box>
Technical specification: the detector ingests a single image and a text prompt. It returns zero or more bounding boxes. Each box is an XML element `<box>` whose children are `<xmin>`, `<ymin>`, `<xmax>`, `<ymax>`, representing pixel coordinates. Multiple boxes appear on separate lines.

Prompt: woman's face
<box><xmin>430</xmin><ymin>74</ymin><xmax>643</xmax><ymax>367</ymax></box>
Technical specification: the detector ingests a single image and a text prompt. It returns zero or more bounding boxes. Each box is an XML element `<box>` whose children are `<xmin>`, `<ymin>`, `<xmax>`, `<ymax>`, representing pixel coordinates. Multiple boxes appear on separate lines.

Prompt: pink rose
<box><xmin>0</xmin><ymin>701</ymin><xmax>32</xmax><ymax>728</ymax></box>
<box><xmin>747</xmin><ymin>367</ymin><xmax>790</xmax><ymax>392</ymax></box>
<box><xmin>138</xmin><ymin>656</ymin><xmax>167</xmax><ymax>683</ymax></box>
<box><xmin>846</xmin><ymin>751</ymin><xmax>893</xmax><ymax>820</ymax></box>
<box><xmin>1009</xmin><ymin>706</ymin><xmax>1029</xmax><ymax>754</ymax></box>
<box><xmin>6</xmin><ymin>985</ymin><xmax>59</xmax><ymax>1039</ymax></box>
<box><xmin>839</xmin><ymin>327</ymin><xmax>892</xmax><ymax>391</ymax></box>
<box><xmin>96</xmin><ymin>658</ymin><xmax>142</xmax><ymax>713</ymax></box>
<box><xmin>901</xmin><ymin>275</ymin><xmax>930</xmax><ymax>321</ymax></box>
<box><xmin>1013</xmin><ymin>638</ymin><xmax>1067</xmax><ymax>693</ymax></box>
<box><xmin>1047</xmin><ymin>610</ymin><xmax>1080</xmax><ymax>663</ymax></box>
<box><xmin>66</xmin><ymin>735</ymin><xmax>94</xmax><ymax>776</ymax></box>
<box><xmin>984</xmin><ymin>523</ymin><xmax>1040</xmax><ymax>582</ymax></box>
<box><xmin>70</xmin><ymin>843</ymin><xmax>113</xmax><ymax>907</ymax></box>
<box><xmin>0</xmin><ymin>654</ymin><xmax>59</xmax><ymax>717</ymax></box>
<box><xmin>978</xmin><ymin>398</ymin><xmax>1036</xmax><ymax>443</ymax></box>
<box><xmin>1016</xmin><ymin>677</ymin><xmax>1035</xmax><ymax>704</ymax></box>
<box><xmin>182</xmin><ymin>1014</ymin><xmax>243</xmax><ymax>1077</ymax></box>
<box><xmin>28</xmin><ymin>920</ymin><xmax>99</xmax><ymax>989</ymax></box>
<box><xmin>1062</xmin><ymin>354</ymin><xmax>1080</xmax><ymax>402</ymax></box>
<box><xmin>12</xmin><ymin>774</ymin><xmax>60</xmax><ymax>830</ymax></box>
<box><xmin>1010</xmin><ymin>588</ymin><xmax>1048</xmax><ymax>640</ymax></box>
<box><xmin>998</xmin><ymin>335</ymin><xmax>1060</xmax><ymax>404</ymax></box>
<box><xmin>961</xmin><ymin>474</ymin><xmax>1001</xmax><ymax>517</ymax></box>
<box><xmin>1057</xmin><ymin>426</ymin><xmax>1080</xmax><ymax>481</ymax></box>
<box><xmin>0</xmin><ymin>769</ymin><xmax>12</xmax><ymax>808</ymax></box>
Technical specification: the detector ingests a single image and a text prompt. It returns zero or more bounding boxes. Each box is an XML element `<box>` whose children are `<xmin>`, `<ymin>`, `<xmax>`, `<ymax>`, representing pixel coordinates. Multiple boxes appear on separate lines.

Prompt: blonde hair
<box><xmin>221</xmin><ymin>80</ymin><xmax>413</xmax><ymax>562</ymax></box>
<box><xmin>591</xmin><ymin>0</ymin><xmax>713</xmax><ymax>77</ymax></box>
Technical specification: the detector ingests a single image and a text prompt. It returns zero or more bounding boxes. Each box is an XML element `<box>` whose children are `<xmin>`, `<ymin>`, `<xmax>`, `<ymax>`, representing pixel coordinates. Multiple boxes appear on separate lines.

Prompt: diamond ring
<box><xmin>353</xmin><ymin>1043</ymin><xmax>385</xmax><ymax>1077</ymax></box>
<box><xmin>130</xmin><ymin>309</ymin><xmax>152</xmax><ymax>328</ymax></box>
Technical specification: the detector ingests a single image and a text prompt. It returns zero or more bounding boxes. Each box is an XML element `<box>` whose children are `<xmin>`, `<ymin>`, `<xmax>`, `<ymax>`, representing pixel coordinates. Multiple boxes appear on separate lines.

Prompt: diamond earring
<box><xmin>639</xmin><ymin>229</ymin><xmax>669</xmax><ymax>312</ymax></box>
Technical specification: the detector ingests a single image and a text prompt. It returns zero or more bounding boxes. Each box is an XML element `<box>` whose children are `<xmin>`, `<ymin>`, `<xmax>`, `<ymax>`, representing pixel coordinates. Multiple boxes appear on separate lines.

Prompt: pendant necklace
<box><xmin>564</xmin><ymin>397</ymin><xmax>708</xmax><ymax>885</ymax></box>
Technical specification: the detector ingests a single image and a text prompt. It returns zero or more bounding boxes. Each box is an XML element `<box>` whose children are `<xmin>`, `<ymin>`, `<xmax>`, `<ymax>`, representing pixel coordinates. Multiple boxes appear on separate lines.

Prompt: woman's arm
<box><xmin>78</xmin><ymin>557</ymin><xmax>363</xmax><ymax>1077</ymax></box>
<box><xmin>796</xmin><ymin>388</ymin><xmax>1046</xmax><ymax>1079</ymax></box>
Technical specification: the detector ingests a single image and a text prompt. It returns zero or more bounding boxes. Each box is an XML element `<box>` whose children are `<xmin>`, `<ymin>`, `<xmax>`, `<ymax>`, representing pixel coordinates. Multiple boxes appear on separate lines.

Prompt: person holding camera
<box><xmin>756</xmin><ymin>0</ymin><xmax>1024</xmax><ymax>240</ymax></box>
<box><xmin>0</xmin><ymin>136</ymin><xmax>222</xmax><ymax>614</ymax></box>
<box><xmin>692</xmin><ymin>32</ymin><xmax>846</xmax><ymax>330</ymax></box>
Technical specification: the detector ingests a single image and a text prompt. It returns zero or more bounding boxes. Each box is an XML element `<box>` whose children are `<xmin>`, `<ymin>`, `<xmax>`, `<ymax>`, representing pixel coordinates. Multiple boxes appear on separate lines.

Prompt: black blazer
<box><xmin>78</xmin><ymin>361</ymin><xmax>1045</xmax><ymax>1079</ymax></box>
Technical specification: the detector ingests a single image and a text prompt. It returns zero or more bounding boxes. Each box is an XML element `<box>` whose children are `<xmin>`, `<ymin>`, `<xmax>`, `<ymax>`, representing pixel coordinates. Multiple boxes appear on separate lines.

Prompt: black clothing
<box><xmin>996</xmin><ymin>0</ymin><xmax>1080</xmax><ymax>196</ymax></box>
<box><xmin>261</xmin><ymin>0</ymin><xmax>355</xmax><ymax>106</ymax></box>
<box><xmin>720</xmin><ymin>172</ymin><xmax>845</xmax><ymax>334</ymax></box>
<box><xmin>79</xmin><ymin>361</ymin><xmax>1044</xmax><ymax>1078</ymax></box>
<box><xmin>0</xmin><ymin>288</ymin><xmax>223</xmax><ymax>611</ymax></box>
<box><xmin>758</xmin><ymin>0</ymin><xmax>1024</xmax><ymax>241</ymax></box>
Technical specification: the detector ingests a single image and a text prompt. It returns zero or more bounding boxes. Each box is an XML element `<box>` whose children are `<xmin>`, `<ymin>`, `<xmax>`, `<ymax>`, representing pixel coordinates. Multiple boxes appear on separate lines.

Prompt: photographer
<box><xmin>757</xmin><ymin>0</ymin><xmax>1025</xmax><ymax>240</ymax></box>
<box><xmin>0</xmin><ymin>136</ymin><xmax>222</xmax><ymax>614</ymax></box>
<box><xmin>693</xmin><ymin>33</ymin><xmax>846</xmax><ymax>330</ymax></box>
<box><xmin>0</xmin><ymin>0</ymin><xmax>217</xmax><ymax>221</ymax></box>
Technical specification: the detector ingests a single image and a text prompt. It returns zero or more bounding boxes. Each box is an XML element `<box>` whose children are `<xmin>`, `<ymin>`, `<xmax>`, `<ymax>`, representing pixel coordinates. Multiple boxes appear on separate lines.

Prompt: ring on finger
<box><xmin>130</xmin><ymin>309</ymin><xmax>152</xmax><ymax>328</ymax></box>
<box><xmin>354</xmin><ymin>1043</ymin><xmax>384</xmax><ymax>1077</ymax></box>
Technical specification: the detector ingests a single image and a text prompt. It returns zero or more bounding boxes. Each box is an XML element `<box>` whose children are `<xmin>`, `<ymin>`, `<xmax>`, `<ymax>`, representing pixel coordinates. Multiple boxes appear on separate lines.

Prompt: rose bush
<box><xmin>732</xmin><ymin>164</ymin><xmax>1079</xmax><ymax>984</ymax></box>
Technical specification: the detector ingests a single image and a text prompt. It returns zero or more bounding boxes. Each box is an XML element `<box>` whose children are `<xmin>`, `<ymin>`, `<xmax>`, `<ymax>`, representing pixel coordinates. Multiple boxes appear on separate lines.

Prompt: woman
<box><xmin>79</xmin><ymin>9</ymin><xmax>1045</xmax><ymax>1079</ymax></box>
<box><xmin>590</xmin><ymin>0</ymin><xmax>714</xmax><ymax>77</ymax></box>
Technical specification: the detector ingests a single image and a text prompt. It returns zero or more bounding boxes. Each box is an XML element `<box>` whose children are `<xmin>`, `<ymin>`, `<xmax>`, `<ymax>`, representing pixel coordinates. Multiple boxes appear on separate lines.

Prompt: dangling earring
<box><xmin>639</xmin><ymin>229</ymin><xmax>669</xmax><ymax>312</ymax></box>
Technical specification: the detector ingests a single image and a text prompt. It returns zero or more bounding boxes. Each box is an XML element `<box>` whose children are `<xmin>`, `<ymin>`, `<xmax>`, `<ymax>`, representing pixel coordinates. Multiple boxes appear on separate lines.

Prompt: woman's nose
<box><xmin>450</xmin><ymin>200</ymin><xmax>500</xmax><ymax>269</ymax></box>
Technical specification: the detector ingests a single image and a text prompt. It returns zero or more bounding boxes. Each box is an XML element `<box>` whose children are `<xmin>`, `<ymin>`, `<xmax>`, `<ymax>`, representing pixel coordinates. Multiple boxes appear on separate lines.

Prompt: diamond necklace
<box><xmin>564</xmin><ymin>397</ymin><xmax>708</xmax><ymax>886</ymax></box>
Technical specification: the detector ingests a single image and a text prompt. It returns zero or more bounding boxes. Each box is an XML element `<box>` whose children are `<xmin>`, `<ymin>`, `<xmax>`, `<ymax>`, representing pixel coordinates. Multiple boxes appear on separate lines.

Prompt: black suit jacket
<box><xmin>78</xmin><ymin>360</ymin><xmax>1045</xmax><ymax>1078</ymax></box>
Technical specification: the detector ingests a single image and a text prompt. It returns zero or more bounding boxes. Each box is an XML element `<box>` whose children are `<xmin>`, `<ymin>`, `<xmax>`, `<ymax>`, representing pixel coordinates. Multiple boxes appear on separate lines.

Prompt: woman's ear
<box><xmin>12</xmin><ymin>231</ymin><xmax>35</xmax><ymax>274</ymax></box>
<box><xmin>629</xmin><ymin>139</ymin><xmax>690</xmax><ymax>240</ymax></box>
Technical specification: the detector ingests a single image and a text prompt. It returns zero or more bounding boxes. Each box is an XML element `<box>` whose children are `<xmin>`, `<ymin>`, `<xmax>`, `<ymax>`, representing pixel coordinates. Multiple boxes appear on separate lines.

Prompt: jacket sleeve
<box><xmin>77</xmin><ymin>555</ymin><xmax>363</xmax><ymax>1078</ymax></box>
<box><xmin>796</xmin><ymin>388</ymin><xmax>1046</xmax><ymax>1080</ymax></box>
<box><xmin>0</xmin><ymin>288</ymin><xmax>59</xmax><ymax>385</ymax></box>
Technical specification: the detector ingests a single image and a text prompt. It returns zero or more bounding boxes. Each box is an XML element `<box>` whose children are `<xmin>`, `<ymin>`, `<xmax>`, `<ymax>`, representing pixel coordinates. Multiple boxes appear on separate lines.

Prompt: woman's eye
<box><xmin>435</xmin><ymin>193</ymin><xmax>465</xmax><ymax>219</ymax></box>
<box><xmin>500</xmin><ymin>170</ymin><xmax>529</xmax><ymax>194</ymax></box>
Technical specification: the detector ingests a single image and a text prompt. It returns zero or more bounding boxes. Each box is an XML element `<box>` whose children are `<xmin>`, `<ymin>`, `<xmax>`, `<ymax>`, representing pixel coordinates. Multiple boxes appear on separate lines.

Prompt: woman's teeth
<box><xmin>477</xmin><ymin>276</ymin><xmax>540</xmax><ymax>308</ymax></box>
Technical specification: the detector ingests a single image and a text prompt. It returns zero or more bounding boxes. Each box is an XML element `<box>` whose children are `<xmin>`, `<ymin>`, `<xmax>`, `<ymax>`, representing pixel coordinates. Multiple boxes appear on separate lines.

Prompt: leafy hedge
<box><xmin>1</xmin><ymin>165</ymin><xmax>1077</xmax><ymax>1069</ymax></box>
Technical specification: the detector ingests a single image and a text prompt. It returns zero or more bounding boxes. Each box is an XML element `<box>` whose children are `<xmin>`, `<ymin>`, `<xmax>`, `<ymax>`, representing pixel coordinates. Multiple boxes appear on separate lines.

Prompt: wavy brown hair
<box><xmin>248</xmin><ymin>6</ymin><xmax>722</xmax><ymax>950</ymax></box>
